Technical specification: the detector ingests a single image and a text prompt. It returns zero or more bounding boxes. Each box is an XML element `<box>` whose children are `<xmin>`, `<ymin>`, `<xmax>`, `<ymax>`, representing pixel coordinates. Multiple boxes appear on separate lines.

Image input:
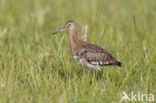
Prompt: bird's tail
<box><xmin>116</xmin><ymin>61</ymin><xmax>122</xmax><ymax>67</ymax></box>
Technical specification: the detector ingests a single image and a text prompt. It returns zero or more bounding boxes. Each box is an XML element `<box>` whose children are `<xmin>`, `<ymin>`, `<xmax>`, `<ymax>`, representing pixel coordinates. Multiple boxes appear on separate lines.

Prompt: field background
<box><xmin>0</xmin><ymin>0</ymin><xmax>156</xmax><ymax>103</ymax></box>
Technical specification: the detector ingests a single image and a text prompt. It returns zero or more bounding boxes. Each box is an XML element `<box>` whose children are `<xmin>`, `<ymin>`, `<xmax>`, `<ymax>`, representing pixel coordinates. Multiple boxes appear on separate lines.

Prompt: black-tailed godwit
<box><xmin>52</xmin><ymin>21</ymin><xmax>121</xmax><ymax>70</ymax></box>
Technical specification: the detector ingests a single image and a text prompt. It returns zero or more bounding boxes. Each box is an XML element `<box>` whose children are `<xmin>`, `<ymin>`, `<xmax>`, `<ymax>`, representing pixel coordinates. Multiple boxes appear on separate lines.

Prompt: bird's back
<box><xmin>72</xmin><ymin>42</ymin><xmax>121</xmax><ymax>70</ymax></box>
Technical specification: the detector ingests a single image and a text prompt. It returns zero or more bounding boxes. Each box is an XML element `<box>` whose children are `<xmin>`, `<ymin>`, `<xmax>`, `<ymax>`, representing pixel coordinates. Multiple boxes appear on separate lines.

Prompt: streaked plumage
<box><xmin>52</xmin><ymin>20</ymin><xmax>121</xmax><ymax>70</ymax></box>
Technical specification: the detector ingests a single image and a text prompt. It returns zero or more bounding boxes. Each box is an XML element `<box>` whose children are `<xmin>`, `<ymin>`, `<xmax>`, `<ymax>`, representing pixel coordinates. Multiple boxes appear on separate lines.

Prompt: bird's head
<box><xmin>52</xmin><ymin>20</ymin><xmax>77</xmax><ymax>35</ymax></box>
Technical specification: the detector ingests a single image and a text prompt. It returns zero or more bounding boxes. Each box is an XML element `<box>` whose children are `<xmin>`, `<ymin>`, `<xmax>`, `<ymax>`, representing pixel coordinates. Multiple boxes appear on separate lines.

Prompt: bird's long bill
<box><xmin>52</xmin><ymin>27</ymin><xmax>66</xmax><ymax>35</ymax></box>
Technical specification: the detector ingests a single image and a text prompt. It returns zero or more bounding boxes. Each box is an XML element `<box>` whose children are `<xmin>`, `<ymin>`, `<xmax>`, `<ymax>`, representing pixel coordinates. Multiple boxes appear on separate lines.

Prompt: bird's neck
<box><xmin>69</xmin><ymin>29</ymin><xmax>81</xmax><ymax>50</ymax></box>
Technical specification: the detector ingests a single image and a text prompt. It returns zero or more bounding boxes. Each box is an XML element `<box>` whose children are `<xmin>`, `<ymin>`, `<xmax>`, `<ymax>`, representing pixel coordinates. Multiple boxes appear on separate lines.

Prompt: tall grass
<box><xmin>0</xmin><ymin>0</ymin><xmax>156</xmax><ymax>102</ymax></box>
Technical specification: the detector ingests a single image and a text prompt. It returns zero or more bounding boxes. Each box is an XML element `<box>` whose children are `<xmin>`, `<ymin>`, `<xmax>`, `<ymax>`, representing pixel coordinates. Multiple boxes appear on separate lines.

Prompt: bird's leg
<box><xmin>95</xmin><ymin>70</ymin><xmax>100</xmax><ymax>80</ymax></box>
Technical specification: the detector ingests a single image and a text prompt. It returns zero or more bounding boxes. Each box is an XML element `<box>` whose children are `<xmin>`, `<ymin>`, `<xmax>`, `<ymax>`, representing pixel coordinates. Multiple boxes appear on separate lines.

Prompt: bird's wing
<box><xmin>79</xmin><ymin>44</ymin><xmax>119</xmax><ymax>66</ymax></box>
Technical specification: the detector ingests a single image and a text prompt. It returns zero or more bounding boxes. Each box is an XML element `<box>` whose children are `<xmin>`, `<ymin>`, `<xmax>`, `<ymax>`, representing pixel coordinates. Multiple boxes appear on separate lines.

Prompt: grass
<box><xmin>0</xmin><ymin>0</ymin><xmax>156</xmax><ymax>102</ymax></box>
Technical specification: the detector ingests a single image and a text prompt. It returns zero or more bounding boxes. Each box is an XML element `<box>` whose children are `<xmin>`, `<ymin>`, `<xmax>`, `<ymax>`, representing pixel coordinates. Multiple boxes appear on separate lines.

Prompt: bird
<box><xmin>52</xmin><ymin>20</ymin><xmax>121</xmax><ymax>70</ymax></box>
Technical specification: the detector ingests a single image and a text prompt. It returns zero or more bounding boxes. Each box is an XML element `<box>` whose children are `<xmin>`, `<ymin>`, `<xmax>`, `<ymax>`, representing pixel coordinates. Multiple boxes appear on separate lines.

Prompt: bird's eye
<box><xmin>68</xmin><ymin>23</ymin><xmax>71</xmax><ymax>26</ymax></box>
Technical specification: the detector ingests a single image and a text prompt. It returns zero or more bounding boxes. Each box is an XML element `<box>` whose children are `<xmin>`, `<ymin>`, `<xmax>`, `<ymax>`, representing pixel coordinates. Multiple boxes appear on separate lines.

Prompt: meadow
<box><xmin>0</xmin><ymin>0</ymin><xmax>156</xmax><ymax>103</ymax></box>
